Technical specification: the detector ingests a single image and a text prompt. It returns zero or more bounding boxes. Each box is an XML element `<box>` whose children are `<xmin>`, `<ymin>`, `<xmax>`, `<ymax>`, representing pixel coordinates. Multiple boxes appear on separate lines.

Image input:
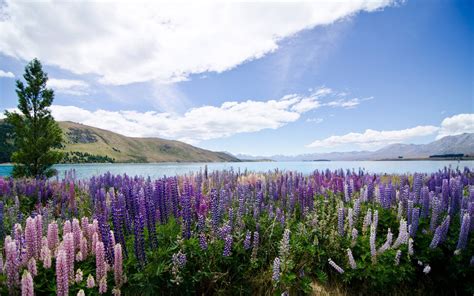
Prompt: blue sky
<box><xmin>0</xmin><ymin>0</ymin><xmax>473</xmax><ymax>156</ymax></box>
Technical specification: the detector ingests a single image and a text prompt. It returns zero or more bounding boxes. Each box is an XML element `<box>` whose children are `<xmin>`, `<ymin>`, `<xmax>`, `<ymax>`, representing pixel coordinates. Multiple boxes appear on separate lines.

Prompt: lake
<box><xmin>0</xmin><ymin>160</ymin><xmax>473</xmax><ymax>179</ymax></box>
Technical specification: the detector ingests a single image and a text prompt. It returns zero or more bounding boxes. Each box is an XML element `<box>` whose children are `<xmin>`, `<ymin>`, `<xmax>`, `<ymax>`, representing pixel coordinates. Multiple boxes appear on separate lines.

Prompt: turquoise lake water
<box><xmin>0</xmin><ymin>160</ymin><xmax>473</xmax><ymax>179</ymax></box>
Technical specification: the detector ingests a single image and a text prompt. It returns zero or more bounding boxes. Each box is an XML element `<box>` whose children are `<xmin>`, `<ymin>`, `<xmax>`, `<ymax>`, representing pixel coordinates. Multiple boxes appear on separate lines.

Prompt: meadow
<box><xmin>0</xmin><ymin>167</ymin><xmax>472</xmax><ymax>295</ymax></box>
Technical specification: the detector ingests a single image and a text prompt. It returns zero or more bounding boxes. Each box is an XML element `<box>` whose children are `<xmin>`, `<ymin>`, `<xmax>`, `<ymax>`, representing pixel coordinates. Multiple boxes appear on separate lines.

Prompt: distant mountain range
<box><xmin>0</xmin><ymin>120</ymin><xmax>239</xmax><ymax>163</ymax></box>
<box><xmin>235</xmin><ymin>133</ymin><xmax>474</xmax><ymax>161</ymax></box>
<box><xmin>2</xmin><ymin>119</ymin><xmax>472</xmax><ymax>163</ymax></box>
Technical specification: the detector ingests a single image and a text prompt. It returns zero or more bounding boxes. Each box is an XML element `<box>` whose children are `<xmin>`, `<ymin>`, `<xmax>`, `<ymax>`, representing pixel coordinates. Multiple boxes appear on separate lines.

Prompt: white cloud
<box><xmin>23</xmin><ymin>86</ymin><xmax>357</xmax><ymax>143</ymax></box>
<box><xmin>0</xmin><ymin>69</ymin><xmax>14</xmax><ymax>78</ymax></box>
<box><xmin>436</xmin><ymin>113</ymin><xmax>474</xmax><ymax>139</ymax></box>
<box><xmin>306</xmin><ymin>125</ymin><xmax>439</xmax><ymax>149</ymax></box>
<box><xmin>48</xmin><ymin>78</ymin><xmax>90</xmax><ymax>96</ymax></box>
<box><xmin>0</xmin><ymin>0</ymin><xmax>397</xmax><ymax>85</ymax></box>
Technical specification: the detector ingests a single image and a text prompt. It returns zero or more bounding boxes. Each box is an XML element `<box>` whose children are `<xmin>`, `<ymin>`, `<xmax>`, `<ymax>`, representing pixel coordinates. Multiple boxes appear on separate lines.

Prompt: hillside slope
<box><xmin>59</xmin><ymin>121</ymin><xmax>240</xmax><ymax>163</ymax></box>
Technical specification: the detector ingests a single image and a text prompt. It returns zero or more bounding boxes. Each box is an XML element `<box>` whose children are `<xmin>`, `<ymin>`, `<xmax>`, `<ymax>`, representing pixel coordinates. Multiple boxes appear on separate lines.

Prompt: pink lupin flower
<box><xmin>63</xmin><ymin>220</ymin><xmax>72</xmax><ymax>236</ymax></box>
<box><xmin>96</xmin><ymin>241</ymin><xmax>106</xmax><ymax>283</ymax></box>
<box><xmin>81</xmin><ymin>217</ymin><xmax>89</xmax><ymax>238</ymax></box>
<box><xmin>86</xmin><ymin>274</ymin><xmax>95</xmax><ymax>288</ymax></box>
<box><xmin>99</xmin><ymin>276</ymin><xmax>107</xmax><ymax>294</ymax></box>
<box><xmin>35</xmin><ymin>215</ymin><xmax>43</xmax><ymax>258</ymax></box>
<box><xmin>21</xmin><ymin>270</ymin><xmax>34</xmax><ymax>296</ymax></box>
<box><xmin>25</xmin><ymin>217</ymin><xmax>37</xmax><ymax>260</ymax></box>
<box><xmin>27</xmin><ymin>258</ymin><xmax>37</xmax><ymax>277</ymax></box>
<box><xmin>75</xmin><ymin>268</ymin><xmax>83</xmax><ymax>283</ymax></box>
<box><xmin>110</xmin><ymin>230</ymin><xmax>116</xmax><ymax>247</ymax></box>
<box><xmin>92</xmin><ymin>232</ymin><xmax>99</xmax><ymax>255</ymax></box>
<box><xmin>72</xmin><ymin>219</ymin><xmax>81</xmax><ymax>250</ymax></box>
<box><xmin>114</xmin><ymin>244</ymin><xmax>123</xmax><ymax>288</ymax></box>
<box><xmin>80</xmin><ymin>235</ymin><xmax>88</xmax><ymax>259</ymax></box>
<box><xmin>63</xmin><ymin>232</ymin><xmax>75</xmax><ymax>279</ymax></box>
<box><xmin>40</xmin><ymin>246</ymin><xmax>52</xmax><ymax>269</ymax></box>
<box><xmin>56</xmin><ymin>249</ymin><xmax>69</xmax><ymax>296</ymax></box>
<box><xmin>5</xmin><ymin>240</ymin><xmax>20</xmax><ymax>291</ymax></box>
<box><xmin>47</xmin><ymin>222</ymin><xmax>59</xmax><ymax>252</ymax></box>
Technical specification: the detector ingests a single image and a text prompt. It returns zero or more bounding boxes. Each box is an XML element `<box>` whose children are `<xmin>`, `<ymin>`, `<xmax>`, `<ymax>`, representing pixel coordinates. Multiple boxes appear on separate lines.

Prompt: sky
<box><xmin>0</xmin><ymin>0</ymin><xmax>473</xmax><ymax>156</ymax></box>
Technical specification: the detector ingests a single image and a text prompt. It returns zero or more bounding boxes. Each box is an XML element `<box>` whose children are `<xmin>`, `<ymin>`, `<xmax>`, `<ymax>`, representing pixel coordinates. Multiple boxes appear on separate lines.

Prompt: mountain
<box><xmin>236</xmin><ymin>133</ymin><xmax>474</xmax><ymax>161</ymax></box>
<box><xmin>0</xmin><ymin>120</ymin><xmax>240</xmax><ymax>163</ymax></box>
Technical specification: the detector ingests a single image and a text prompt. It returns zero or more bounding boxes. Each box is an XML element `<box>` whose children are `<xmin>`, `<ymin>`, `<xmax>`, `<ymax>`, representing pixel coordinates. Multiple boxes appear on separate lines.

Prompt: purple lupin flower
<box><xmin>199</xmin><ymin>232</ymin><xmax>208</xmax><ymax>250</ymax></box>
<box><xmin>272</xmin><ymin>257</ymin><xmax>281</xmax><ymax>282</ymax></box>
<box><xmin>456</xmin><ymin>213</ymin><xmax>470</xmax><ymax>250</ymax></box>
<box><xmin>223</xmin><ymin>234</ymin><xmax>233</xmax><ymax>257</ymax></box>
<box><xmin>347</xmin><ymin>248</ymin><xmax>357</xmax><ymax>269</ymax></box>
<box><xmin>252</xmin><ymin>230</ymin><xmax>260</xmax><ymax>260</ymax></box>
<box><xmin>56</xmin><ymin>249</ymin><xmax>69</xmax><ymax>296</ymax></box>
<box><xmin>328</xmin><ymin>258</ymin><xmax>344</xmax><ymax>274</ymax></box>
<box><xmin>133</xmin><ymin>214</ymin><xmax>146</xmax><ymax>267</ymax></box>
<box><xmin>430</xmin><ymin>215</ymin><xmax>451</xmax><ymax>249</ymax></box>
<box><xmin>21</xmin><ymin>270</ymin><xmax>34</xmax><ymax>296</ymax></box>
<box><xmin>410</xmin><ymin>208</ymin><xmax>420</xmax><ymax>237</ymax></box>
<box><xmin>243</xmin><ymin>230</ymin><xmax>251</xmax><ymax>250</ymax></box>
<box><xmin>430</xmin><ymin>197</ymin><xmax>441</xmax><ymax>232</ymax></box>
<box><xmin>210</xmin><ymin>189</ymin><xmax>220</xmax><ymax>231</ymax></box>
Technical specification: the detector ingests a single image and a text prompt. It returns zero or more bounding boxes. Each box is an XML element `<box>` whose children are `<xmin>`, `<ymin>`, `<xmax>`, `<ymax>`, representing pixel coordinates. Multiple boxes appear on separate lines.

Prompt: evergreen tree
<box><xmin>4</xmin><ymin>58</ymin><xmax>63</xmax><ymax>178</ymax></box>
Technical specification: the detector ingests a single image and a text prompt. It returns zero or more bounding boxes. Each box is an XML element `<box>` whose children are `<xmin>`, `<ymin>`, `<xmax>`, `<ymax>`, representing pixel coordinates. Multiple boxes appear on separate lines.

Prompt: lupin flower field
<box><xmin>0</xmin><ymin>167</ymin><xmax>473</xmax><ymax>295</ymax></box>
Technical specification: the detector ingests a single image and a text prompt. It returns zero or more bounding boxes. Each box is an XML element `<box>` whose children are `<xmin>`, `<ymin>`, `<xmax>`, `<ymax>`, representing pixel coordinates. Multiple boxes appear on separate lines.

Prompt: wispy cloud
<box><xmin>306</xmin><ymin>117</ymin><xmax>324</xmax><ymax>124</ymax></box>
<box><xmin>0</xmin><ymin>1</ymin><xmax>397</xmax><ymax>85</ymax></box>
<box><xmin>48</xmin><ymin>78</ymin><xmax>90</xmax><ymax>96</ymax></box>
<box><xmin>306</xmin><ymin>113</ymin><xmax>474</xmax><ymax>150</ymax></box>
<box><xmin>0</xmin><ymin>69</ymin><xmax>14</xmax><ymax>78</ymax></box>
<box><xmin>326</xmin><ymin>96</ymin><xmax>374</xmax><ymax>109</ymax></box>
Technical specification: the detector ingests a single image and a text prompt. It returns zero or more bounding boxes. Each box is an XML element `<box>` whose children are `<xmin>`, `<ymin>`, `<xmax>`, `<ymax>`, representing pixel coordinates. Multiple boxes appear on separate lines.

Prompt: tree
<box><xmin>4</xmin><ymin>58</ymin><xmax>63</xmax><ymax>178</ymax></box>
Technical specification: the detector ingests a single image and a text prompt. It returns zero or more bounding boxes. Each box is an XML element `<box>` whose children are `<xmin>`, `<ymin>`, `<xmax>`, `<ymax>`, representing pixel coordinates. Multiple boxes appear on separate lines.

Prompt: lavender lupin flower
<box><xmin>370</xmin><ymin>224</ymin><xmax>377</xmax><ymax>263</ymax></box>
<box><xmin>347</xmin><ymin>249</ymin><xmax>357</xmax><ymax>269</ymax></box>
<box><xmin>394</xmin><ymin>250</ymin><xmax>402</xmax><ymax>266</ymax></box>
<box><xmin>337</xmin><ymin>206</ymin><xmax>345</xmax><ymax>236</ymax></box>
<box><xmin>279</xmin><ymin>229</ymin><xmax>291</xmax><ymax>261</ymax></box>
<box><xmin>243</xmin><ymin>230</ymin><xmax>251</xmax><ymax>250</ymax></box>
<box><xmin>272</xmin><ymin>257</ymin><xmax>281</xmax><ymax>282</ymax></box>
<box><xmin>328</xmin><ymin>258</ymin><xmax>344</xmax><ymax>274</ymax></box>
